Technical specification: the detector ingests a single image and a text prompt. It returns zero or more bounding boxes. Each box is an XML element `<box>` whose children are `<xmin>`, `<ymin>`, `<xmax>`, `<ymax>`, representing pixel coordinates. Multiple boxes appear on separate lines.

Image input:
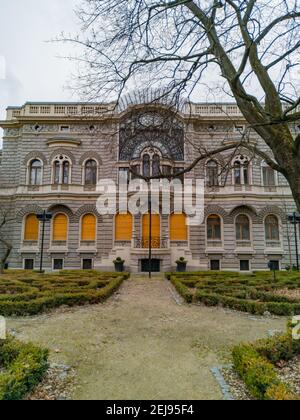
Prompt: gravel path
<box><xmin>7</xmin><ymin>275</ymin><xmax>287</xmax><ymax>400</ymax></box>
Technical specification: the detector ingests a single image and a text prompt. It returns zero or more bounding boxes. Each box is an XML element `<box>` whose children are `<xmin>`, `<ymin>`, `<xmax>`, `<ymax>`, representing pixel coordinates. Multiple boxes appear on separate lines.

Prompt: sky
<box><xmin>0</xmin><ymin>0</ymin><xmax>80</xmax><ymax>145</ymax></box>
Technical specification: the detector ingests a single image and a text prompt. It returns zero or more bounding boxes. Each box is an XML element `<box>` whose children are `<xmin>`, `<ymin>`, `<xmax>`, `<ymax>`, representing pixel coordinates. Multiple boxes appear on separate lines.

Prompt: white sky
<box><xmin>0</xmin><ymin>0</ymin><xmax>80</xmax><ymax>145</ymax></box>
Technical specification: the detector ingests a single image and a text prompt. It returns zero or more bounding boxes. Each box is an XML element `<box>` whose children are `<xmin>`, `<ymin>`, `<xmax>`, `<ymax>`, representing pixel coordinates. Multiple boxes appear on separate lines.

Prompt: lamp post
<box><xmin>148</xmin><ymin>184</ymin><xmax>152</xmax><ymax>279</ymax></box>
<box><xmin>288</xmin><ymin>212</ymin><xmax>300</xmax><ymax>271</ymax></box>
<box><xmin>36</xmin><ymin>211</ymin><xmax>53</xmax><ymax>273</ymax></box>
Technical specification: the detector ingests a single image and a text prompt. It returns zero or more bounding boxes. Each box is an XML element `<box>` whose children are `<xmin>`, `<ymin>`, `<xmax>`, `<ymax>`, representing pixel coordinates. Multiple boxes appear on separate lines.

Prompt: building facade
<box><xmin>0</xmin><ymin>101</ymin><xmax>298</xmax><ymax>272</ymax></box>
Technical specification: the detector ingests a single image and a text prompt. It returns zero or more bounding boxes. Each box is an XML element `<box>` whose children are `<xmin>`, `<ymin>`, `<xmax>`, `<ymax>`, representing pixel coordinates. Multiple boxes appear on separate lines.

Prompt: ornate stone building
<box><xmin>0</xmin><ymin>101</ymin><xmax>297</xmax><ymax>272</ymax></box>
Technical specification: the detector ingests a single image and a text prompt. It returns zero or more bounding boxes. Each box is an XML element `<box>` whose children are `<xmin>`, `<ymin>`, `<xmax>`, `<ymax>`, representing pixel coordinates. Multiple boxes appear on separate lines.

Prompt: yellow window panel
<box><xmin>24</xmin><ymin>214</ymin><xmax>39</xmax><ymax>241</ymax></box>
<box><xmin>142</xmin><ymin>214</ymin><xmax>161</xmax><ymax>248</ymax></box>
<box><xmin>53</xmin><ymin>214</ymin><xmax>68</xmax><ymax>241</ymax></box>
<box><xmin>81</xmin><ymin>214</ymin><xmax>96</xmax><ymax>241</ymax></box>
<box><xmin>170</xmin><ymin>214</ymin><xmax>187</xmax><ymax>241</ymax></box>
<box><xmin>115</xmin><ymin>213</ymin><xmax>133</xmax><ymax>241</ymax></box>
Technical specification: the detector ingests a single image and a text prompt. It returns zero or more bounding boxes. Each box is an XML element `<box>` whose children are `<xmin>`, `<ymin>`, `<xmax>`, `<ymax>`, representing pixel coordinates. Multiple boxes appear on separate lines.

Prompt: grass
<box><xmin>0</xmin><ymin>335</ymin><xmax>49</xmax><ymax>400</ymax></box>
<box><xmin>166</xmin><ymin>271</ymin><xmax>300</xmax><ymax>315</ymax></box>
<box><xmin>0</xmin><ymin>270</ymin><xmax>129</xmax><ymax>316</ymax></box>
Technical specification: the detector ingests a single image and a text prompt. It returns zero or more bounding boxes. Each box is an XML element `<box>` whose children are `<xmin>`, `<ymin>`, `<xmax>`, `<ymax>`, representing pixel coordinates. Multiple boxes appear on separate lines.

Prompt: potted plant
<box><xmin>114</xmin><ymin>257</ymin><xmax>125</xmax><ymax>272</ymax></box>
<box><xmin>176</xmin><ymin>257</ymin><xmax>188</xmax><ymax>272</ymax></box>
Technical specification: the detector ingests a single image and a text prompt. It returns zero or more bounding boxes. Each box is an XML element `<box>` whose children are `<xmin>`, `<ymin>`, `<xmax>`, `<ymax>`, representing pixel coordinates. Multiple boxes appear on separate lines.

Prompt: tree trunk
<box><xmin>281</xmin><ymin>158</ymin><xmax>300</xmax><ymax>214</ymax></box>
<box><xmin>0</xmin><ymin>241</ymin><xmax>12</xmax><ymax>274</ymax></box>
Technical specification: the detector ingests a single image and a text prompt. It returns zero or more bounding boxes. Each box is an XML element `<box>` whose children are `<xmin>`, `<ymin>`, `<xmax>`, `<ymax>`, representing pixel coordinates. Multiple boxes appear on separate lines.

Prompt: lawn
<box><xmin>0</xmin><ymin>270</ymin><xmax>129</xmax><ymax>316</ymax></box>
<box><xmin>167</xmin><ymin>271</ymin><xmax>300</xmax><ymax>316</ymax></box>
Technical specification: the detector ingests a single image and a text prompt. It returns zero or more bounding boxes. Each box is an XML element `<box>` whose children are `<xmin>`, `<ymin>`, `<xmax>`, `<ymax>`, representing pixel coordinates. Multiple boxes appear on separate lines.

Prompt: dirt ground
<box><xmin>7</xmin><ymin>275</ymin><xmax>287</xmax><ymax>400</ymax></box>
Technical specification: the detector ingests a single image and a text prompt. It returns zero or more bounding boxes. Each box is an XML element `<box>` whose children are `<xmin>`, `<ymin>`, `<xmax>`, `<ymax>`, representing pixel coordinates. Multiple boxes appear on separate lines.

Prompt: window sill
<box><xmin>235</xmin><ymin>248</ymin><xmax>255</xmax><ymax>254</ymax></box>
<box><xmin>264</xmin><ymin>248</ymin><xmax>284</xmax><ymax>255</ymax></box>
<box><xmin>205</xmin><ymin>248</ymin><xmax>225</xmax><ymax>254</ymax></box>
<box><xmin>48</xmin><ymin>247</ymin><xmax>68</xmax><ymax>253</ymax></box>
<box><xmin>77</xmin><ymin>247</ymin><xmax>97</xmax><ymax>254</ymax></box>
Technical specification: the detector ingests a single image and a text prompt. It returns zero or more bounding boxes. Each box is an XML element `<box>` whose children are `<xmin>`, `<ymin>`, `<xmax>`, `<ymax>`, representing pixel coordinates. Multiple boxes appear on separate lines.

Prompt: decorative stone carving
<box><xmin>4</xmin><ymin>128</ymin><xmax>20</xmax><ymax>137</ymax></box>
<box><xmin>23</xmin><ymin>151</ymin><xmax>48</xmax><ymax>166</ymax></box>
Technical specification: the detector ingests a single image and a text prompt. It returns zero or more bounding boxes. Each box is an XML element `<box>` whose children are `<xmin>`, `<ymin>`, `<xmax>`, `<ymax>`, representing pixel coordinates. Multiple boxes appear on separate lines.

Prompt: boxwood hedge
<box><xmin>0</xmin><ymin>270</ymin><xmax>129</xmax><ymax>316</ymax></box>
<box><xmin>167</xmin><ymin>271</ymin><xmax>300</xmax><ymax>316</ymax></box>
<box><xmin>232</xmin><ymin>329</ymin><xmax>300</xmax><ymax>400</ymax></box>
<box><xmin>0</xmin><ymin>335</ymin><xmax>49</xmax><ymax>400</ymax></box>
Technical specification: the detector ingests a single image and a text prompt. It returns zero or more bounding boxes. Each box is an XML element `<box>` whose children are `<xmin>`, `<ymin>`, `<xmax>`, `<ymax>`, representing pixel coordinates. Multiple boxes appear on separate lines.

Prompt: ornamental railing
<box><xmin>133</xmin><ymin>237</ymin><xmax>169</xmax><ymax>249</ymax></box>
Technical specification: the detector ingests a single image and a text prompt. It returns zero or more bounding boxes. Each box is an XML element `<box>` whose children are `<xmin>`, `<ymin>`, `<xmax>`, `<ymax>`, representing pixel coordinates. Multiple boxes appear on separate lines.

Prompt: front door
<box><xmin>141</xmin><ymin>259</ymin><xmax>161</xmax><ymax>273</ymax></box>
<box><xmin>142</xmin><ymin>214</ymin><xmax>161</xmax><ymax>248</ymax></box>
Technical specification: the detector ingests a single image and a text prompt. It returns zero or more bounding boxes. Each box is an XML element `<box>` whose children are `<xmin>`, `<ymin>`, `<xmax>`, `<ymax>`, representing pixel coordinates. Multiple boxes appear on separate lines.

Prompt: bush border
<box><xmin>232</xmin><ymin>330</ymin><xmax>300</xmax><ymax>400</ymax></box>
<box><xmin>0</xmin><ymin>336</ymin><xmax>49</xmax><ymax>400</ymax></box>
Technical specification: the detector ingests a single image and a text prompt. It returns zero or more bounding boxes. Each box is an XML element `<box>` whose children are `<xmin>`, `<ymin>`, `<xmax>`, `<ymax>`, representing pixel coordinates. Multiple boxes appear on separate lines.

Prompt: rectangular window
<box><xmin>240</xmin><ymin>260</ymin><xmax>250</xmax><ymax>271</ymax></box>
<box><xmin>82</xmin><ymin>259</ymin><xmax>93</xmax><ymax>270</ymax></box>
<box><xmin>60</xmin><ymin>125</ymin><xmax>70</xmax><ymax>133</ymax></box>
<box><xmin>263</xmin><ymin>167</ymin><xmax>276</xmax><ymax>186</ymax></box>
<box><xmin>269</xmin><ymin>260</ymin><xmax>280</xmax><ymax>271</ymax></box>
<box><xmin>53</xmin><ymin>259</ymin><xmax>64</xmax><ymax>271</ymax></box>
<box><xmin>210</xmin><ymin>260</ymin><xmax>220</xmax><ymax>271</ymax></box>
<box><xmin>24</xmin><ymin>259</ymin><xmax>34</xmax><ymax>270</ymax></box>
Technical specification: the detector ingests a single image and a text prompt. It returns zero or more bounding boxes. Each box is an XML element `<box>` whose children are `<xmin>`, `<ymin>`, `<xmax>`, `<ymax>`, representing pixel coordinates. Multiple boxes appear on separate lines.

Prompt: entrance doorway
<box><xmin>141</xmin><ymin>259</ymin><xmax>161</xmax><ymax>273</ymax></box>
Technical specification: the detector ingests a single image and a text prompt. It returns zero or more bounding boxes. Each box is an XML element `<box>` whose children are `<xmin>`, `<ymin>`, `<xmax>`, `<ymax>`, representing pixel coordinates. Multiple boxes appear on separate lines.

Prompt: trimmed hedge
<box><xmin>167</xmin><ymin>271</ymin><xmax>300</xmax><ymax>316</ymax></box>
<box><xmin>0</xmin><ymin>271</ymin><xmax>129</xmax><ymax>316</ymax></box>
<box><xmin>232</xmin><ymin>331</ymin><xmax>300</xmax><ymax>400</ymax></box>
<box><xmin>0</xmin><ymin>336</ymin><xmax>49</xmax><ymax>400</ymax></box>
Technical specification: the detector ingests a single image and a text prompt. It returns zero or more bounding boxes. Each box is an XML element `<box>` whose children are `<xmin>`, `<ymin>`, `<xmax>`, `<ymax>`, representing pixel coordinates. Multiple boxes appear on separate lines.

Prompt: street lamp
<box><xmin>36</xmin><ymin>211</ymin><xmax>53</xmax><ymax>273</ymax></box>
<box><xmin>288</xmin><ymin>212</ymin><xmax>300</xmax><ymax>271</ymax></box>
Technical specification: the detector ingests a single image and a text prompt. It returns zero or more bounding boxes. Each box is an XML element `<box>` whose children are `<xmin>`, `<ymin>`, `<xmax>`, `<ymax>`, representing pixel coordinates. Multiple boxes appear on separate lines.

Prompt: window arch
<box><xmin>24</xmin><ymin>214</ymin><xmax>39</xmax><ymax>241</ymax></box>
<box><xmin>265</xmin><ymin>215</ymin><xmax>279</xmax><ymax>241</ymax></box>
<box><xmin>170</xmin><ymin>213</ymin><xmax>188</xmax><ymax>241</ymax></box>
<box><xmin>236</xmin><ymin>214</ymin><xmax>250</xmax><ymax>241</ymax></box>
<box><xmin>233</xmin><ymin>155</ymin><xmax>250</xmax><ymax>185</ymax></box>
<box><xmin>52</xmin><ymin>155</ymin><xmax>71</xmax><ymax>185</ymax></box>
<box><xmin>52</xmin><ymin>213</ymin><xmax>68</xmax><ymax>242</ymax></box>
<box><xmin>206</xmin><ymin>160</ymin><xmax>219</xmax><ymax>187</ymax></box>
<box><xmin>115</xmin><ymin>213</ymin><xmax>133</xmax><ymax>241</ymax></box>
<box><xmin>207</xmin><ymin>215</ymin><xmax>221</xmax><ymax>240</ymax></box>
<box><xmin>81</xmin><ymin>214</ymin><xmax>96</xmax><ymax>241</ymax></box>
<box><xmin>29</xmin><ymin>159</ymin><xmax>42</xmax><ymax>185</ymax></box>
<box><xmin>84</xmin><ymin>160</ymin><xmax>98</xmax><ymax>185</ymax></box>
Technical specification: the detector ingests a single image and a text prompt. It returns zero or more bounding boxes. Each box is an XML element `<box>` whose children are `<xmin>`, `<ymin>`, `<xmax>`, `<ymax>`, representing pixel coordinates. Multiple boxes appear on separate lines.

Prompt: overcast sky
<box><xmin>0</xmin><ymin>0</ymin><xmax>80</xmax><ymax>144</ymax></box>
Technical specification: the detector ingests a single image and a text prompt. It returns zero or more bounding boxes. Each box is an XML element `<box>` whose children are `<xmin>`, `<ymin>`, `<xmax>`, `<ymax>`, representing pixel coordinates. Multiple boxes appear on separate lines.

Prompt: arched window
<box><xmin>233</xmin><ymin>155</ymin><xmax>250</xmax><ymax>185</ymax></box>
<box><xmin>29</xmin><ymin>159</ymin><xmax>42</xmax><ymax>185</ymax></box>
<box><xmin>84</xmin><ymin>160</ymin><xmax>97</xmax><ymax>185</ymax></box>
<box><xmin>81</xmin><ymin>214</ymin><xmax>96</xmax><ymax>241</ymax></box>
<box><xmin>24</xmin><ymin>214</ymin><xmax>39</xmax><ymax>241</ymax></box>
<box><xmin>115</xmin><ymin>213</ymin><xmax>133</xmax><ymax>241</ymax></box>
<box><xmin>52</xmin><ymin>155</ymin><xmax>71</xmax><ymax>185</ymax></box>
<box><xmin>142</xmin><ymin>154</ymin><xmax>151</xmax><ymax>177</ymax></box>
<box><xmin>262</xmin><ymin>163</ymin><xmax>276</xmax><ymax>186</ymax></box>
<box><xmin>152</xmin><ymin>154</ymin><xmax>161</xmax><ymax>177</ymax></box>
<box><xmin>170</xmin><ymin>214</ymin><xmax>188</xmax><ymax>241</ymax></box>
<box><xmin>142</xmin><ymin>214</ymin><xmax>161</xmax><ymax>248</ymax></box>
<box><xmin>53</xmin><ymin>213</ymin><xmax>68</xmax><ymax>242</ymax></box>
<box><xmin>206</xmin><ymin>160</ymin><xmax>219</xmax><ymax>187</ymax></box>
<box><xmin>207</xmin><ymin>215</ymin><xmax>221</xmax><ymax>240</ymax></box>
<box><xmin>236</xmin><ymin>214</ymin><xmax>250</xmax><ymax>241</ymax></box>
<box><xmin>265</xmin><ymin>215</ymin><xmax>279</xmax><ymax>241</ymax></box>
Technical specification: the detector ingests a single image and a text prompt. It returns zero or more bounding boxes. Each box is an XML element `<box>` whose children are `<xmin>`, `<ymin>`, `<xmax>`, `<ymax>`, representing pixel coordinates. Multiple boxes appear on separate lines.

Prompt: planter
<box><xmin>176</xmin><ymin>262</ymin><xmax>187</xmax><ymax>272</ymax></box>
<box><xmin>114</xmin><ymin>258</ymin><xmax>125</xmax><ymax>272</ymax></box>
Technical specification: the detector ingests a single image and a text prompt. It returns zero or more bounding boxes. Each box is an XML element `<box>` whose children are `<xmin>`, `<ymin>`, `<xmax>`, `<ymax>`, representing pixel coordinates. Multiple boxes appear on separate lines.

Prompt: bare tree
<box><xmin>62</xmin><ymin>0</ymin><xmax>300</xmax><ymax>208</ymax></box>
<box><xmin>0</xmin><ymin>208</ymin><xmax>14</xmax><ymax>274</ymax></box>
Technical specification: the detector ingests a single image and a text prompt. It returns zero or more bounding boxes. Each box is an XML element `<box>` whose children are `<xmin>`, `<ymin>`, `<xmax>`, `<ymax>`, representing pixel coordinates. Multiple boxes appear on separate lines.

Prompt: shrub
<box><xmin>0</xmin><ymin>336</ymin><xmax>49</xmax><ymax>400</ymax></box>
<box><xmin>232</xmin><ymin>326</ymin><xmax>300</xmax><ymax>400</ymax></box>
<box><xmin>168</xmin><ymin>271</ymin><xmax>300</xmax><ymax>315</ymax></box>
<box><xmin>0</xmin><ymin>271</ymin><xmax>128</xmax><ymax>316</ymax></box>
